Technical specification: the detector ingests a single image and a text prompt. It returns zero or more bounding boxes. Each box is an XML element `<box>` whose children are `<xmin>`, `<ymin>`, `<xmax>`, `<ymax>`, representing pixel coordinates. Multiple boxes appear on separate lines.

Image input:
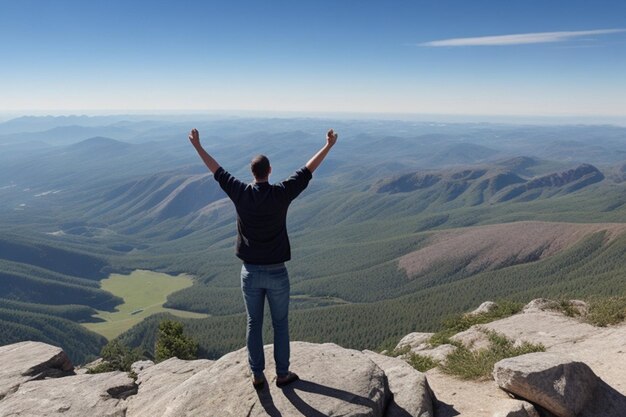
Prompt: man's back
<box><xmin>213</xmin><ymin>166</ymin><xmax>312</xmax><ymax>265</ymax></box>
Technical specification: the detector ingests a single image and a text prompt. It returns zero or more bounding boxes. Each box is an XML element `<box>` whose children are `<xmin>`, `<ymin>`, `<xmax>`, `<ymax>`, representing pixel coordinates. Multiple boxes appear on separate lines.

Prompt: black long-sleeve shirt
<box><xmin>213</xmin><ymin>166</ymin><xmax>312</xmax><ymax>264</ymax></box>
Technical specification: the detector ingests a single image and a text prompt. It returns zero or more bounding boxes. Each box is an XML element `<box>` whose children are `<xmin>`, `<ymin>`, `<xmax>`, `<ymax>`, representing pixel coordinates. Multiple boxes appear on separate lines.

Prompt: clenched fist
<box><xmin>327</xmin><ymin>129</ymin><xmax>338</xmax><ymax>147</ymax></box>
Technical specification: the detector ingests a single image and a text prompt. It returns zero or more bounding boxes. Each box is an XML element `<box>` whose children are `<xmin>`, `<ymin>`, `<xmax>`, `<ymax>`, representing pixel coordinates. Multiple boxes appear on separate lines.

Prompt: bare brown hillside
<box><xmin>398</xmin><ymin>221</ymin><xmax>626</xmax><ymax>278</ymax></box>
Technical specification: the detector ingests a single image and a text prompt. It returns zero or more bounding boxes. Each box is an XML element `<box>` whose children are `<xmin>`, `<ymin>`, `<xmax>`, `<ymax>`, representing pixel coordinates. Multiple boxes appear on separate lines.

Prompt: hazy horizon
<box><xmin>1</xmin><ymin>110</ymin><xmax>626</xmax><ymax>128</ymax></box>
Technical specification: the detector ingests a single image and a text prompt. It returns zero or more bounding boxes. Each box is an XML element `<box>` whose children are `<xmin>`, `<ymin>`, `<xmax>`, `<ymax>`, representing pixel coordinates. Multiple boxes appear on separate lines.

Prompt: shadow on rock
<box><xmin>256</xmin><ymin>386</ymin><xmax>283</xmax><ymax>417</ymax></box>
<box><xmin>581</xmin><ymin>380</ymin><xmax>626</xmax><ymax>417</ymax></box>
<box><xmin>280</xmin><ymin>379</ymin><xmax>379</xmax><ymax>417</ymax></box>
<box><xmin>434</xmin><ymin>399</ymin><xmax>460</xmax><ymax>417</ymax></box>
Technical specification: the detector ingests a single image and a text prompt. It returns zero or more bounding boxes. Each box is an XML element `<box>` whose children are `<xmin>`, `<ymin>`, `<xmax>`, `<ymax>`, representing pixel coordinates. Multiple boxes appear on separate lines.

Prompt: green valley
<box><xmin>83</xmin><ymin>270</ymin><xmax>207</xmax><ymax>339</ymax></box>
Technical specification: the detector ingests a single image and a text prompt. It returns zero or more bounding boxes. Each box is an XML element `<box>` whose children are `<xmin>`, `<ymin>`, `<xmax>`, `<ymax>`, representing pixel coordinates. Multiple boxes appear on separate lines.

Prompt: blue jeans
<box><xmin>240</xmin><ymin>262</ymin><xmax>290</xmax><ymax>377</ymax></box>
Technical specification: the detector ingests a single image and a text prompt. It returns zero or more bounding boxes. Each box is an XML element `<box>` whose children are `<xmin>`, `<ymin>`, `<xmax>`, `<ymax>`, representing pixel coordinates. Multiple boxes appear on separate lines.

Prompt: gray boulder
<box><xmin>522</xmin><ymin>298</ymin><xmax>589</xmax><ymax>316</ymax></box>
<box><xmin>493</xmin><ymin>352</ymin><xmax>597</xmax><ymax>417</ymax></box>
<box><xmin>467</xmin><ymin>301</ymin><xmax>498</xmax><ymax>316</ymax></box>
<box><xmin>411</xmin><ymin>344</ymin><xmax>457</xmax><ymax>363</ymax></box>
<box><xmin>127</xmin><ymin>357</ymin><xmax>214</xmax><ymax>417</ymax></box>
<box><xmin>363</xmin><ymin>350</ymin><xmax>435</xmax><ymax>417</ymax></box>
<box><xmin>395</xmin><ymin>332</ymin><xmax>434</xmax><ymax>351</ymax></box>
<box><xmin>0</xmin><ymin>371</ymin><xmax>136</xmax><ymax>417</ymax></box>
<box><xmin>522</xmin><ymin>298</ymin><xmax>555</xmax><ymax>313</ymax></box>
<box><xmin>0</xmin><ymin>341</ymin><xmax>74</xmax><ymax>400</ymax></box>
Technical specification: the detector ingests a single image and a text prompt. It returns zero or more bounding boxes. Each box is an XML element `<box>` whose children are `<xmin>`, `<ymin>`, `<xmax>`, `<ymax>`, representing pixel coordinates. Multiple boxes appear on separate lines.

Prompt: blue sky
<box><xmin>1</xmin><ymin>0</ymin><xmax>626</xmax><ymax>117</ymax></box>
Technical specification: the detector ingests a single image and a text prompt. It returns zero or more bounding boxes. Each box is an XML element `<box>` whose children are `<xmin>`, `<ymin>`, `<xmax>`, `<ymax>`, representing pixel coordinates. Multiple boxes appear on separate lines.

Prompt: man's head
<box><xmin>251</xmin><ymin>154</ymin><xmax>271</xmax><ymax>182</ymax></box>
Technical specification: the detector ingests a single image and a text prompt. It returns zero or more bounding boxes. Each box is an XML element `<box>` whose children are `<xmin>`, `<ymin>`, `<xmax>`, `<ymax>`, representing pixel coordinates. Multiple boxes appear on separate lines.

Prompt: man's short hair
<box><xmin>251</xmin><ymin>155</ymin><xmax>270</xmax><ymax>179</ymax></box>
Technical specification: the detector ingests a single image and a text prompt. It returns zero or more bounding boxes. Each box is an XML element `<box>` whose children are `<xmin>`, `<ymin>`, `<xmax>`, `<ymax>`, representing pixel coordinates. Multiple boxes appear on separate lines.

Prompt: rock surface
<box><xmin>411</xmin><ymin>344</ymin><xmax>457</xmax><ymax>363</ymax></box>
<box><xmin>491</xmin><ymin>399</ymin><xmax>539</xmax><ymax>417</ymax></box>
<box><xmin>363</xmin><ymin>350</ymin><xmax>435</xmax><ymax>417</ymax></box>
<box><xmin>0</xmin><ymin>372</ymin><xmax>137</xmax><ymax>417</ymax></box>
<box><xmin>395</xmin><ymin>332</ymin><xmax>434</xmax><ymax>350</ymax></box>
<box><xmin>426</xmin><ymin>304</ymin><xmax>626</xmax><ymax>417</ymax></box>
<box><xmin>468</xmin><ymin>301</ymin><xmax>498</xmax><ymax>316</ymax></box>
<box><xmin>450</xmin><ymin>326</ymin><xmax>492</xmax><ymax>351</ymax></box>
<box><xmin>482</xmin><ymin>309</ymin><xmax>626</xmax><ymax>394</ymax></box>
<box><xmin>521</xmin><ymin>298</ymin><xmax>556</xmax><ymax>313</ymax></box>
<box><xmin>0</xmin><ymin>341</ymin><xmax>74</xmax><ymax>400</ymax></box>
<box><xmin>130</xmin><ymin>360</ymin><xmax>155</xmax><ymax>374</ymax></box>
<box><xmin>2</xmin><ymin>302</ymin><xmax>625</xmax><ymax>417</ymax></box>
<box><xmin>0</xmin><ymin>340</ymin><xmax>436</xmax><ymax>417</ymax></box>
<box><xmin>143</xmin><ymin>342</ymin><xmax>391</xmax><ymax>417</ymax></box>
<box><xmin>426</xmin><ymin>368</ymin><xmax>511</xmax><ymax>417</ymax></box>
<box><xmin>493</xmin><ymin>352</ymin><xmax>597</xmax><ymax>417</ymax></box>
<box><xmin>127</xmin><ymin>357</ymin><xmax>214</xmax><ymax>417</ymax></box>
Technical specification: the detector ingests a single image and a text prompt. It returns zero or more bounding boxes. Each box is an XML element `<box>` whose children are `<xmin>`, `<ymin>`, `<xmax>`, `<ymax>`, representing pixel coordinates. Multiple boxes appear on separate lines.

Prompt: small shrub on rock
<box><xmin>440</xmin><ymin>330</ymin><xmax>545</xmax><ymax>380</ymax></box>
<box><xmin>587</xmin><ymin>296</ymin><xmax>626</xmax><ymax>326</ymax></box>
<box><xmin>384</xmin><ymin>345</ymin><xmax>439</xmax><ymax>372</ymax></box>
<box><xmin>405</xmin><ymin>352</ymin><xmax>439</xmax><ymax>372</ymax></box>
<box><xmin>87</xmin><ymin>339</ymin><xmax>142</xmax><ymax>374</ymax></box>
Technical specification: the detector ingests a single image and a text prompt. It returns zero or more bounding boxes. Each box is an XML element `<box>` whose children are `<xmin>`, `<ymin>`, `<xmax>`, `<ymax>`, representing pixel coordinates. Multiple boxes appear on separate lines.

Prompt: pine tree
<box><xmin>155</xmin><ymin>319</ymin><xmax>198</xmax><ymax>362</ymax></box>
<box><xmin>87</xmin><ymin>339</ymin><xmax>141</xmax><ymax>373</ymax></box>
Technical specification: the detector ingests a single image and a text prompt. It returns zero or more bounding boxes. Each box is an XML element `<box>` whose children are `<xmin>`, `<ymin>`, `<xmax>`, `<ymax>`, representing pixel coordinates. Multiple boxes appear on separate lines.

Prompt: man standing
<box><xmin>189</xmin><ymin>128</ymin><xmax>337</xmax><ymax>389</ymax></box>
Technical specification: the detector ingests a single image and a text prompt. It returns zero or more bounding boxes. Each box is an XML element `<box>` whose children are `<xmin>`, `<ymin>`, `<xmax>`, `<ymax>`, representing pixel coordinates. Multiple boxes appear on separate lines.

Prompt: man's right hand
<box><xmin>189</xmin><ymin>128</ymin><xmax>201</xmax><ymax>147</ymax></box>
<box><xmin>326</xmin><ymin>129</ymin><xmax>338</xmax><ymax>147</ymax></box>
<box><xmin>190</xmin><ymin>128</ymin><xmax>221</xmax><ymax>174</ymax></box>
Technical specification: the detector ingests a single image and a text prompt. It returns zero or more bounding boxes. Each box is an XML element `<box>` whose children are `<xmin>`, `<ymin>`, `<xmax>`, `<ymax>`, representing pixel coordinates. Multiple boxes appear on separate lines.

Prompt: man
<box><xmin>189</xmin><ymin>127</ymin><xmax>337</xmax><ymax>389</ymax></box>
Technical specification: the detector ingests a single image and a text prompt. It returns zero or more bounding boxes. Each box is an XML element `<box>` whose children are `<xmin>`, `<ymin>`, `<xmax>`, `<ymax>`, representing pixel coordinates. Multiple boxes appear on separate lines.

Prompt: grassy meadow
<box><xmin>83</xmin><ymin>270</ymin><xmax>207</xmax><ymax>339</ymax></box>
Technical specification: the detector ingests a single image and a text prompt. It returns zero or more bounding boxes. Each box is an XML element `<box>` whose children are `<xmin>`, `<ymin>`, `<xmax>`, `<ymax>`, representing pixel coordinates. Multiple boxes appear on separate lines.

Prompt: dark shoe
<box><xmin>276</xmin><ymin>371</ymin><xmax>299</xmax><ymax>388</ymax></box>
<box><xmin>252</xmin><ymin>375</ymin><xmax>266</xmax><ymax>391</ymax></box>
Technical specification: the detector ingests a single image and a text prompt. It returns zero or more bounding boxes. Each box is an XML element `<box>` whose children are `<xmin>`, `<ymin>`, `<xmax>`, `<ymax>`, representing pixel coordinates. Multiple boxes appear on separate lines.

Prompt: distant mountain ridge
<box><xmin>373</xmin><ymin>162</ymin><xmax>604</xmax><ymax>204</ymax></box>
<box><xmin>497</xmin><ymin>163</ymin><xmax>604</xmax><ymax>202</ymax></box>
<box><xmin>68</xmin><ymin>136</ymin><xmax>132</xmax><ymax>151</ymax></box>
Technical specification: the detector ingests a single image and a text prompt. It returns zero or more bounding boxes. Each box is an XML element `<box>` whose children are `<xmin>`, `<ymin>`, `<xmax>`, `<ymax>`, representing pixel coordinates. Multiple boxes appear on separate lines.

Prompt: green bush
<box><xmin>406</xmin><ymin>352</ymin><xmax>439</xmax><ymax>372</ymax></box>
<box><xmin>87</xmin><ymin>339</ymin><xmax>142</xmax><ymax>374</ymax></box>
<box><xmin>587</xmin><ymin>296</ymin><xmax>626</xmax><ymax>327</ymax></box>
<box><xmin>440</xmin><ymin>330</ymin><xmax>545</xmax><ymax>380</ymax></box>
<box><xmin>385</xmin><ymin>345</ymin><xmax>411</xmax><ymax>358</ymax></box>
<box><xmin>155</xmin><ymin>319</ymin><xmax>198</xmax><ymax>362</ymax></box>
<box><xmin>552</xmin><ymin>299</ymin><xmax>581</xmax><ymax>317</ymax></box>
<box><xmin>385</xmin><ymin>345</ymin><xmax>438</xmax><ymax>372</ymax></box>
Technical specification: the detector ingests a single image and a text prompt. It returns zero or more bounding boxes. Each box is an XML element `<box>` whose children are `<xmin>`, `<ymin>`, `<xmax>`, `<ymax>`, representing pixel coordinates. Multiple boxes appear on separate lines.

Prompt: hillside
<box><xmin>0</xmin><ymin>237</ymin><xmax>118</xmax><ymax>362</ymax></box>
<box><xmin>398</xmin><ymin>221</ymin><xmax>626</xmax><ymax>277</ymax></box>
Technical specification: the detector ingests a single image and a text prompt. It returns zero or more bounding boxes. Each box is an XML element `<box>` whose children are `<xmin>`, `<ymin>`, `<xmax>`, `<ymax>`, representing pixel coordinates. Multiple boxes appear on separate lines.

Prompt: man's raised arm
<box><xmin>305</xmin><ymin>129</ymin><xmax>338</xmax><ymax>173</ymax></box>
<box><xmin>189</xmin><ymin>128</ymin><xmax>221</xmax><ymax>174</ymax></box>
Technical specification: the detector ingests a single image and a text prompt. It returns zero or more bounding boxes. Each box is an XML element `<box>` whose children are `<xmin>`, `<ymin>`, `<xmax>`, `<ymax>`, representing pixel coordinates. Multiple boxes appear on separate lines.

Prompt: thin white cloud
<box><xmin>420</xmin><ymin>29</ymin><xmax>626</xmax><ymax>47</ymax></box>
